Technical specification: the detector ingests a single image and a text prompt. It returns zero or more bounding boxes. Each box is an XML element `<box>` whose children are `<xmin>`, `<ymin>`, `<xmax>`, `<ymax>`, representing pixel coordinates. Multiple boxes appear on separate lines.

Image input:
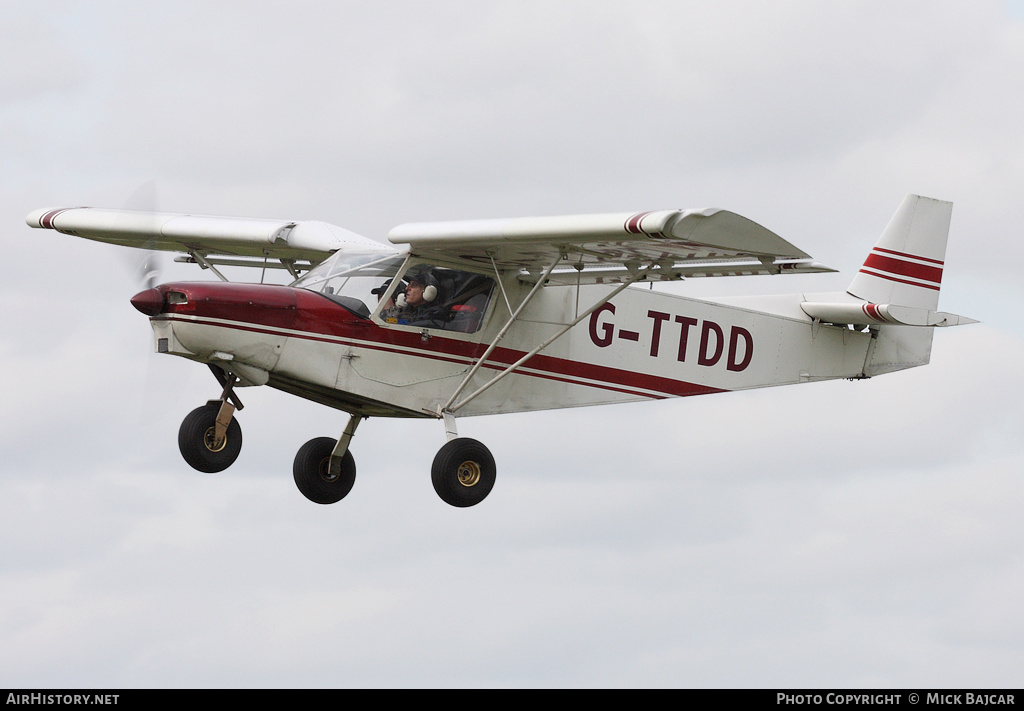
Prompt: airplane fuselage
<box><xmin>144</xmin><ymin>278</ymin><xmax>873</xmax><ymax>421</ymax></box>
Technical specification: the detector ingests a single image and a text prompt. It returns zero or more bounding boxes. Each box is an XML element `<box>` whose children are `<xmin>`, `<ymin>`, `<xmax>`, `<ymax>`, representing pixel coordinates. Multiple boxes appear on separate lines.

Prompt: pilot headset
<box><xmin>396</xmin><ymin>270</ymin><xmax>438</xmax><ymax>307</ymax></box>
<box><xmin>422</xmin><ymin>278</ymin><xmax>438</xmax><ymax>302</ymax></box>
<box><xmin>409</xmin><ymin>271</ymin><xmax>439</xmax><ymax>302</ymax></box>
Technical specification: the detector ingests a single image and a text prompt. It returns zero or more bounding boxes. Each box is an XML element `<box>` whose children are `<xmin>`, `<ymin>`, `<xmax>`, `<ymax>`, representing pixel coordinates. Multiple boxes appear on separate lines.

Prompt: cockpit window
<box><xmin>294</xmin><ymin>252</ymin><xmax>406</xmax><ymax>319</ymax></box>
<box><xmin>380</xmin><ymin>263</ymin><xmax>495</xmax><ymax>334</ymax></box>
<box><xmin>295</xmin><ymin>253</ymin><xmax>495</xmax><ymax>332</ymax></box>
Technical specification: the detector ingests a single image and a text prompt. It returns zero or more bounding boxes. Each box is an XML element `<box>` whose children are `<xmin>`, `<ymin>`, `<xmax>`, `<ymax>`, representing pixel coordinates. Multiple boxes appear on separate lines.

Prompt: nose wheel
<box><xmin>178</xmin><ymin>402</ymin><xmax>243</xmax><ymax>473</ymax></box>
<box><xmin>179</xmin><ymin>368</ymin><xmax>245</xmax><ymax>473</ymax></box>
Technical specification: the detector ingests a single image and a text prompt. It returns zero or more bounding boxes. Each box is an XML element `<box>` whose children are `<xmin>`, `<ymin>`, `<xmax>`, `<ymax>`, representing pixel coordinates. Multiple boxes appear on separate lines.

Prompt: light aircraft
<box><xmin>27</xmin><ymin>195</ymin><xmax>975</xmax><ymax>507</ymax></box>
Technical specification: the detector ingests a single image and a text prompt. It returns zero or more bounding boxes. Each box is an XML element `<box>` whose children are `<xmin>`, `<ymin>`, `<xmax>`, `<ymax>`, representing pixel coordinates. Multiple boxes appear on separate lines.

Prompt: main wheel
<box><xmin>178</xmin><ymin>403</ymin><xmax>243</xmax><ymax>473</ymax></box>
<box><xmin>293</xmin><ymin>437</ymin><xmax>356</xmax><ymax>504</ymax></box>
<box><xmin>431</xmin><ymin>438</ymin><xmax>496</xmax><ymax>507</ymax></box>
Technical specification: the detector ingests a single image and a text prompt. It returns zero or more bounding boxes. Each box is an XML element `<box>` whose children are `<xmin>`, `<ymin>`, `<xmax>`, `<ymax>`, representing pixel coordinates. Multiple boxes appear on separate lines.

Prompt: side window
<box><xmin>380</xmin><ymin>265</ymin><xmax>495</xmax><ymax>334</ymax></box>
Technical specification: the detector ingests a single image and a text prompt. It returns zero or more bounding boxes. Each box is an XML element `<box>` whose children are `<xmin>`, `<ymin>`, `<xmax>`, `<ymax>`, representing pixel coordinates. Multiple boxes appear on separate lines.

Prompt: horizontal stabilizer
<box><xmin>801</xmin><ymin>301</ymin><xmax>978</xmax><ymax>327</ymax></box>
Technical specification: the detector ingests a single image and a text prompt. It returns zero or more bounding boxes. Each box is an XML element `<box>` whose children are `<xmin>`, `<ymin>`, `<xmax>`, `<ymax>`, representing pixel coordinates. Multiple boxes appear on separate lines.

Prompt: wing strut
<box><xmin>441</xmin><ymin>253</ymin><xmax>565</xmax><ymax>412</ymax></box>
<box><xmin>189</xmin><ymin>251</ymin><xmax>230</xmax><ymax>282</ymax></box>
<box><xmin>442</xmin><ymin>259</ymin><xmax>654</xmax><ymax>415</ymax></box>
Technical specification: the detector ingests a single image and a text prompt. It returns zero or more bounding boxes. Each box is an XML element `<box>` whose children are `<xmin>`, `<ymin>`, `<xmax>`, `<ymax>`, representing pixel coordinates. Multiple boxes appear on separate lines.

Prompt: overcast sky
<box><xmin>2</xmin><ymin>1</ymin><xmax>1022</xmax><ymax>688</ymax></box>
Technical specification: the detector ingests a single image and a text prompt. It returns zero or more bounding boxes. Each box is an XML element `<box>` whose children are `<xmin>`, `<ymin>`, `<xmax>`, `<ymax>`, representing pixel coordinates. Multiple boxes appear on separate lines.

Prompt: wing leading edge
<box><xmin>388</xmin><ymin>208</ymin><xmax>834</xmax><ymax>284</ymax></box>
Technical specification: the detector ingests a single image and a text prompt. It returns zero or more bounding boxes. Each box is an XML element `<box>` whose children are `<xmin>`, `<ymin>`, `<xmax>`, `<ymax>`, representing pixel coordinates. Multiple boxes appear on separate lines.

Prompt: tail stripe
<box><xmin>873</xmin><ymin>246</ymin><xmax>944</xmax><ymax>266</ymax></box>
<box><xmin>858</xmin><ymin>268</ymin><xmax>941</xmax><ymax>291</ymax></box>
<box><xmin>860</xmin><ymin>247</ymin><xmax>943</xmax><ymax>291</ymax></box>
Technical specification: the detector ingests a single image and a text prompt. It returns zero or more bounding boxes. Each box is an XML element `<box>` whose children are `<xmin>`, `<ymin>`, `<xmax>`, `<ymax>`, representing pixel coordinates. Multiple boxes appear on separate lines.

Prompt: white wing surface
<box><xmin>27</xmin><ymin>207</ymin><xmax>394</xmax><ymax>270</ymax></box>
<box><xmin>388</xmin><ymin>208</ymin><xmax>833</xmax><ymax>284</ymax></box>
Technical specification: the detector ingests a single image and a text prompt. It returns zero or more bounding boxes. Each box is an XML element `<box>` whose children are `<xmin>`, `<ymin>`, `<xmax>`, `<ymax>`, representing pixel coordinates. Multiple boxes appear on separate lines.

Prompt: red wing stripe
<box><xmin>863</xmin><ymin>252</ymin><xmax>943</xmax><ymax>284</ymax></box>
<box><xmin>624</xmin><ymin>212</ymin><xmax>650</xmax><ymax>234</ymax></box>
<box><xmin>39</xmin><ymin>208</ymin><xmax>69</xmax><ymax>229</ymax></box>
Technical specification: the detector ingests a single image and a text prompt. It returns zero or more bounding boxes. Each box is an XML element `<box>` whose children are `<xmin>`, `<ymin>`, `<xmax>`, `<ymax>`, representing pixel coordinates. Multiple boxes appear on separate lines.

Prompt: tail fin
<box><xmin>852</xmin><ymin>195</ymin><xmax>964</xmax><ymax>376</ymax></box>
<box><xmin>801</xmin><ymin>195</ymin><xmax>975</xmax><ymax>377</ymax></box>
<box><xmin>847</xmin><ymin>194</ymin><xmax>951</xmax><ymax>310</ymax></box>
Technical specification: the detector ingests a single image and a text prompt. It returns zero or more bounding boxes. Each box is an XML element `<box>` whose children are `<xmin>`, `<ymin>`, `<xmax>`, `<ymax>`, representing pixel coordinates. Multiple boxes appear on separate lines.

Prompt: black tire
<box><xmin>293</xmin><ymin>437</ymin><xmax>356</xmax><ymax>505</ymax></box>
<box><xmin>431</xmin><ymin>438</ymin><xmax>496</xmax><ymax>507</ymax></box>
<box><xmin>178</xmin><ymin>403</ymin><xmax>243</xmax><ymax>473</ymax></box>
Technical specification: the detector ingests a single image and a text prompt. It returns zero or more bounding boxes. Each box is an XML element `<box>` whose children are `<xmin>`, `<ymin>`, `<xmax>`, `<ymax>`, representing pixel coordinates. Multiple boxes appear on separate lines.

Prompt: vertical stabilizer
<box><xmin>847</xmin><ymin>195</ymin><xmax>951</xmax><ymax>310</ymax></box>
<box><xmin>845</xmin><ymin>195</ymin><xmax>954</xmax><ymax>376</ymax></box>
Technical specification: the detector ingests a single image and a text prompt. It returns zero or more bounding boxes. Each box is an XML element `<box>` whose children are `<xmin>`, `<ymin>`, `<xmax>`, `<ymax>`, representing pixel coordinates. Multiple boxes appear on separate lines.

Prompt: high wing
<box><xmin>27</xmin><ymin>205</ymin><xmax>832</xmax><ymax>284</ymax></box>
<box><xmin>388</xmin><ymin>208</ymin><xmax>835</xmax><ymax>284</ymax></box>
<box><xmin>27</xmin><ymin>206</ymin><xmax>395</xmax><ymax>277</ymax></box>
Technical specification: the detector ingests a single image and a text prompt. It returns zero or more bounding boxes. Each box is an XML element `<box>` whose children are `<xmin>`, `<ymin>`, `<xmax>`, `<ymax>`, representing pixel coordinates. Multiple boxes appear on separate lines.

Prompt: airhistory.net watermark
<box><xmin>6</xmin><ymin>695</ymin><xmax>119</xmax><ymax>705</ymax></box>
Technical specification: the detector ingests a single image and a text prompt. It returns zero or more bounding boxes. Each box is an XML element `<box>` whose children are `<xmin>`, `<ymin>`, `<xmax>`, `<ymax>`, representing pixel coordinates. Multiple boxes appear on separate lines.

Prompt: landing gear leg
<box><xmin>293</xmin><ymin>414</ymin><xmax>362</xmax><ymax>504</ymax></box>
<box><xmin>178</xmin><ymin>371</ymin><xmax>243</xmax><ymax>473</ymax></box>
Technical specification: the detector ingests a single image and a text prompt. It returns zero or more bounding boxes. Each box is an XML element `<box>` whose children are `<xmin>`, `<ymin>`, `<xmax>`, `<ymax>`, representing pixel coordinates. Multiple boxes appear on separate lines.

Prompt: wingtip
<box><xmin>945</xmin><ymin>314</ymin><xmax>980</xmax><ymax>327</ymax></box>
<box><xmin>26</xmin><ymin>207</ymin><xmax>56</xmax><ymax>228</ymax></box>
<box><xmin>26</xmin><ymin>206</ymin><xmax>80</xmax><ymax>229</ymax></box>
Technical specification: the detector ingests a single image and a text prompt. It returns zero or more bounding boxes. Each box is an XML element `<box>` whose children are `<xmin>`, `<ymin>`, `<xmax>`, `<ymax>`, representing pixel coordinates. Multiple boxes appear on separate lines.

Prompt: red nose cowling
<box><xmin>131</xmin><ymin>288</ymin><xmax>164</xmax><ymax>316</ymax></box>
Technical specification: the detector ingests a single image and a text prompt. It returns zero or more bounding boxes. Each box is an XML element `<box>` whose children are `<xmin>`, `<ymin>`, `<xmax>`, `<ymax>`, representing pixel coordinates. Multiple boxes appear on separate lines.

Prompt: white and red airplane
<box><xmin>27</xmin><ymin>195</ymin><xmax>974</xmax><ymax>507</ymax></box>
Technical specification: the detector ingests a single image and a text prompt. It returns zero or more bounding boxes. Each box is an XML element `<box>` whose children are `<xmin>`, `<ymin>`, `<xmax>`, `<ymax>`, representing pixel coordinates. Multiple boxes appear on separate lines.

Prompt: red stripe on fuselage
<box><xmin>155</xmin><ymin>282</ymin><xmax>724</xmax><ymax>401</ymax></box>
<box><xmin>165</xmin><ymin>313</ymin><xmax>709</xmax><ymax>401</ymax></box>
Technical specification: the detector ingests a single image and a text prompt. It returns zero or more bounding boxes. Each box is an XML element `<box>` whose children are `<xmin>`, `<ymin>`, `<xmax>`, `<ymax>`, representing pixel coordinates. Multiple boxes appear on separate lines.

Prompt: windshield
<box><xmin>295</xmin><ymin>251</ymin><xmax>496</xmax><ymax>332</ymax></box>
<box><xmin>294</xmin><ymin>251</ymin><xmax>407</xmax><ymax>319</ymax></box>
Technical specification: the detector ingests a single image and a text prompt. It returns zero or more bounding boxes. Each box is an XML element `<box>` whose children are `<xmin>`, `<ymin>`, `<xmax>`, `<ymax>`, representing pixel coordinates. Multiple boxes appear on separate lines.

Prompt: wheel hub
<box><xmin>203</xmin><ymin>426</ymin><xmax>228</xmax><ymax>452</ymax></box>
<box><xmin>318</xmin><ymin>457</ymin><xmax>339</xmax><ymax>483</ymax></box>
<box><xmin>457</xmin><ymin>460</ymin><xmax>481</xmax><ymax>487</ymax></box>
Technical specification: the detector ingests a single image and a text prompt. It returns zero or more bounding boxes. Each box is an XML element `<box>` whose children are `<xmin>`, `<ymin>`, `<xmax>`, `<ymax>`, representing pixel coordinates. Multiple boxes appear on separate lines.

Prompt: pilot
<box><xmin>389</xmin><ymin>269</ymin><xmax>445</xmax><ymax>327</ymax></box>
